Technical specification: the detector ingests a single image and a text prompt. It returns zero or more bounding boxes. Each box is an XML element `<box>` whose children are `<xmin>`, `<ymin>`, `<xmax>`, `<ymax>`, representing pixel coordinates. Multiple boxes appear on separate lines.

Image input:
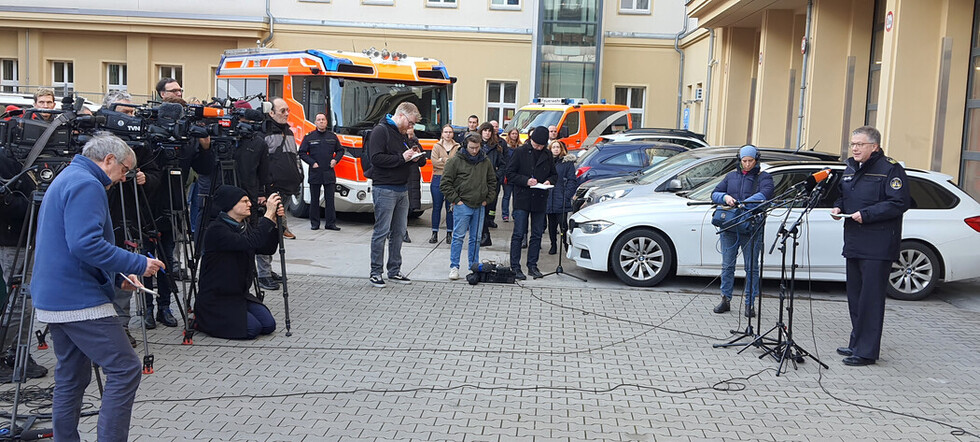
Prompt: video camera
<box><xmin>0</xmin><ymin>96</ymin><xmax>93</xmax><ymax>164</ymax></box>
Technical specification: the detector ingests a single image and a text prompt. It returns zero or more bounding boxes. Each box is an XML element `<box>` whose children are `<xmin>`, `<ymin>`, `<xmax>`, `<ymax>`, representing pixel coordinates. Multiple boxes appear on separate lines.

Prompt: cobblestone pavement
<box><xmin>13</xmin><ymin>272</ymin><xmax>977</xmax><ymax>441</ymax></box>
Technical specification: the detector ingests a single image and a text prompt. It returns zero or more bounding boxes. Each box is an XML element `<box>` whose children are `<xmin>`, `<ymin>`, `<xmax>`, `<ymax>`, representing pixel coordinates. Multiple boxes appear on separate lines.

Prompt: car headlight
<box><xmin>579</xmin><ymin>220</ymin><xmax>613</xmax><ymax>234</ymax></box>
<box><xmin>595</xmin><ymin>188</ymin><xmax>632</xmax><ymax>204</ymax></box>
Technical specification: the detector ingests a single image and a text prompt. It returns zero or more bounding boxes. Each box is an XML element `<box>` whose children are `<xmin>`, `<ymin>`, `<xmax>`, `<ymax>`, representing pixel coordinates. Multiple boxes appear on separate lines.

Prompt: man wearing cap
<box><xmin>831</xmin><ymin>126</ymin><xmax>910</xmax><ymax>366</ymax></box>
<box><xmin>298</xmin><ymin>112</ymin><xmax>345</xmax><ymax>231</ymax></box>
<box><xmin>195</xmin><ymin>185</ymin><xmax>282</xmax><ymax>340</ymax></box>
<box><xmin>505</xmin><ymin>126</ymin><xmax>558</xmax><ymax>280</ymax></box>
<box><xmin>710</xmin><ymin>145</ymin><xmax>773</xmax><ymax>318</ymax></box>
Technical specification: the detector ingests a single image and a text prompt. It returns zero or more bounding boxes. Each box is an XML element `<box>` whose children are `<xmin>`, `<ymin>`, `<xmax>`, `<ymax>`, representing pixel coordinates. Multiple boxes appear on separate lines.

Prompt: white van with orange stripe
<box><xmin>215</xmin><ymin>48</ymin><xmax>453</xmax><ymax>217</ymax></box>
<box><xmin>505</xmin><ymin>98</ymin><xmax>632</xmax><ymax>151</ymax></box>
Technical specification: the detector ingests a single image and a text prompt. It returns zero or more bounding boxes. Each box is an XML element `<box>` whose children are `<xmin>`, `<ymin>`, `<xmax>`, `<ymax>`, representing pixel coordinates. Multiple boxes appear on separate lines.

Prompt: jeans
<box><xmin>49</xmin><ymin>316</ymin><xmax>142</xmax><ymax>442</ymax></box>
<box><xmin>256</xmin><ymin>254</ymin><xmax>273</xmax><ymax>278</ymax></box>
<box><xmin>719</xmin><ymin>225</ymin><xmax>764</xmax><ymax>307</ymax></box>
<box><xmin>501</xmin><ymin>184</ymin><xmax>513</xmax><ymax>218</ymax></box>
<box><xmin>547</xmin><ymin>212</ymin><xmax>569</xmax><ymax>246</ymax></box>
<box><xmin>510</xmin><ymin>209</ymin><xmax>546</xmax><ymax>270</ymax></box>
<box><xmin>245</xmin><ymin>302</ymin><xmax>277</xmax><ymax>339</ymax></box>
<box><xmin>449</xmin><ymin>203</ymin><xmax>485</xmax><ymax>269</ymax></box>
<box><xmin>370</xmin><ymin>186</ymin><xmax>409</xmax><ymax>277</ymax></box>
<box><xmin>430</xmin><ymin>174</ymin><xmax>453</xmax><ymax>233</ymax></box>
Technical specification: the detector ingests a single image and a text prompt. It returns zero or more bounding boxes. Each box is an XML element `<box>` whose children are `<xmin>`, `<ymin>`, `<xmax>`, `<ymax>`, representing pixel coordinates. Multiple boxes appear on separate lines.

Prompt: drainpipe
<box><xmin>673</xmin><ymin>15</ymin><xmax>690</xmax><ymax>129</ymax></box>
<box><xmin>25</xmin><ymin>29</ymin><xmax>30</xmax><ymax>87</ymax></box>
<box><xmin>702</xmin><ymin>28</ymin><xmax>715</xmax><ymax>136</ymax></box>
<box><xmin>258</xmin><ymin>0</ymin><xmax>276</xmax><ymax>48</ymax></box>
<box><xmin>796</xmin><ymin>0</ymin><xmax>813</xmax><ymax>150</ymax></box>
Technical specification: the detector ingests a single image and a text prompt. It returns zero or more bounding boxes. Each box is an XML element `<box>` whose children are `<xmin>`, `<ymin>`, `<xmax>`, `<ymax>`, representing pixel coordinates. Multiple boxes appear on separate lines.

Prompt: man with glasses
<box><xmin>156</xmin><ymin>77</ymin><xmax>183</xmax><ymax>100</ymax></box>
<box><xmin>366</xmin><ymin>102</ymin><xmax>426</xmax><ymax>287</ymax></box>
<box><xmin>31</xmin><ymin>132</ymin><xmax>165</xmax><ymax>441</ymax></box>
<box><xmin>831</xmin><ymin>126</ymin><xmax>911</xmax><ymax>367</ymax></box>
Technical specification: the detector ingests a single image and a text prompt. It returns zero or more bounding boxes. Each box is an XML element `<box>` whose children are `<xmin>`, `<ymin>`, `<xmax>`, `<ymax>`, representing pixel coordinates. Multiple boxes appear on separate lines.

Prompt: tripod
<box><xmin>749</xmin><ymin>183</ymin><xmax>830</xmax><ymax>375</ymax></box>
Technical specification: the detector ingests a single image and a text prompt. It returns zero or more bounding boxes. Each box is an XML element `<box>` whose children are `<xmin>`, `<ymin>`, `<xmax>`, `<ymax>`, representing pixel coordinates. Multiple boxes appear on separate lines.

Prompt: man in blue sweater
<box><xmin>31</xmin><ymin>132</ymin><xmax>165</xmax><ymax>442</ymax></box>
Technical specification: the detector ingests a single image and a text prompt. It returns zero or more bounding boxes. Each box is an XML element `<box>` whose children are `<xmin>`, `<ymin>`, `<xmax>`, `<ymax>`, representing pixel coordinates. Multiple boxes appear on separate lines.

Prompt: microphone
<box><xmin>158</xmin><ymin>102</ymin><xmax>184</xmax><ymax>122</ymax></box>
<box><xmin>791</xmin><ymin>168</ymin><xmax>832</xmax><ymax>191</ymax></box>
<box><xmin>18</xmin><ymin>428</ymin><xmax>54</xmax><ymax>440</ymax></box>
<box><xmin>242</xmin><ymin>109</ymin><xmax>266</xmax><ymax>121</ymax></box>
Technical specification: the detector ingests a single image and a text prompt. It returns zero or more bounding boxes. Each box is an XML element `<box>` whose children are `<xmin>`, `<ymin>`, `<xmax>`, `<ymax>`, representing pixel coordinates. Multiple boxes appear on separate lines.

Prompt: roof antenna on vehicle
<box><xmin>794</xmin><ymin>139</ymin><xmax>820</xmax><ymax>154</ymax></box>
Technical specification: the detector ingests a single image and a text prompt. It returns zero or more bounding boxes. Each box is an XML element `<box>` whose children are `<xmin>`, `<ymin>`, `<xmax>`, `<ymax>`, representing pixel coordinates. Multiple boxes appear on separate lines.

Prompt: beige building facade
<box><xmin>685</xmin><ymin>0</ymin><xmax>980</xmax><ymax>199</ymax></box>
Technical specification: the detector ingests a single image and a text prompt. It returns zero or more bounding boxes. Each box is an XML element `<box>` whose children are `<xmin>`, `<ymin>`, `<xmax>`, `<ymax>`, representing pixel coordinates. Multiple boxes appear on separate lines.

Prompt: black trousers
<box><xmin>546</xmin><ymin>212</ymin><xmax>568</xmax><ymax>246</ymax></box>
<box><xmin>845</xmin><ymin>258</ymin><xmax>890</xmax><ymax>360</ymax></box>
<box><xmin>309</xmin><ymin>182</ymin><xmax>337</xmax><ymax>228</ymax></box>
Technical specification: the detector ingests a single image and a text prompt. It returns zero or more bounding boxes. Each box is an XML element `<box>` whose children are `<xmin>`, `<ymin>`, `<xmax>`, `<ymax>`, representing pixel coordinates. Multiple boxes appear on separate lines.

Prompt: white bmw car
<box><xmin>567</xmin><ymin>162</ymin><xmax>980</xmax><ymax>300</ymax></box>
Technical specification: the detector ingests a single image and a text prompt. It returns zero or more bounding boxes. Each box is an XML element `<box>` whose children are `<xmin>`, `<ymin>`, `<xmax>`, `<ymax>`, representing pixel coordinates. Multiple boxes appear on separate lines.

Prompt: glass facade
<box><xmin>536</xmin><ymin>0</ymin><xmax>603</xmax><ymax>101</ymax></box>
<box><xmin>963</xmin><ymin>1</ymin><xmax>980</xmax><ymax>201</ymax></box>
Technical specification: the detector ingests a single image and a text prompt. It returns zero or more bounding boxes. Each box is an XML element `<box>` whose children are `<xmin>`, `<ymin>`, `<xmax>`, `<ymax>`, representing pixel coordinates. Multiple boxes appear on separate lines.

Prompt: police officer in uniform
<box><xmin>831</xmin><ymin>126</ymin><xmax>910</xmax><ymax>367</ymax></box>
<box><xmin>298</xmin><ymin>112</ymin><xmax>345</xmax><ymax>231</ymax></box>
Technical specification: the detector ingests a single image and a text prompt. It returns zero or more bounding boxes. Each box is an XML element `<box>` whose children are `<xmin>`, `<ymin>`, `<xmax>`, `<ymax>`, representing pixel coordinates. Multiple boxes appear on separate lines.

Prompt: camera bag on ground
<box><xmin>466</xmin><ymin>261</ymin><xmax>517</xmax><ymax>285</ymax></box>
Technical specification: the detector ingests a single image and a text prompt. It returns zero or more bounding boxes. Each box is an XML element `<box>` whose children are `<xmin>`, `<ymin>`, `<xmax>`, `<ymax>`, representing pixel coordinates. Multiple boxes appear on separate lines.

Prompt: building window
<box><xmin>107</xmin><ymin>63</ymin><xmax>127</xmax><ymax>91</ymax></box>
<box><xmin>1</xmin><ymin>59</ymin><xmax>17</xmax><ymax>93</ymax></box>
<box><xmin>427</xmin><ymin>0</ymin><xmax>456</xmax><ymax>6</ymax></box>
<box><xmin>362</xmin><ymin>0</ymin><xmax>394</xmax><ymax>5</ymax></box>
<box><xmin>52</xmin><ymin>61</ymin><xmax>74</xmax><ymax>93</ymax></box>
<box><xmin>614</xmin><ymin>86</ymin><xmax>645</xmax><ymax>127</ymax></box>
<box><xmin>490</xmin><ymin>0</ymin><xmax>520</xmax><ymax>10</ymax></box>
<box><xmin>159</xmin><ymin>65</ymin><xmax>183</xmax><ymax>85</ymax></box>
<box><xmin>620</xmin><ymin>0</ymin><xmax>650</xmax><ymax>14</ymax></box>
<box><xmin>487</xmin><ymin>81</ymin><xmax>517</xmax><ymax>126</ymax></box>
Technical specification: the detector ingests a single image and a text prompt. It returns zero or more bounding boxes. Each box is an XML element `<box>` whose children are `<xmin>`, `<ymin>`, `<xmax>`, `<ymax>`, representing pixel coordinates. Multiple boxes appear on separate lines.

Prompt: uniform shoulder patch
<box><xmin>890</xmin><ymin>177</ymin><xmax>903</xmax><ymax>190</ymax></box>
<box><xmin>886</xmin><ymin>156</ymin><xmax>898</xmax><ymax>164</ymax></box>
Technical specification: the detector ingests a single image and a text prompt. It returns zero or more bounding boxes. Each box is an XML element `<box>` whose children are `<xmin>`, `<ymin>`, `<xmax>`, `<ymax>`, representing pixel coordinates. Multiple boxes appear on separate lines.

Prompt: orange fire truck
<box><xmin>505</xmin><ymin>98</ymin><xmax>632</xmax><ymax>151</ymax></box>
<box><xmin>215</xmin><ymin>48</ymin><xmax>453</xmax><ymax>217</ymax></box>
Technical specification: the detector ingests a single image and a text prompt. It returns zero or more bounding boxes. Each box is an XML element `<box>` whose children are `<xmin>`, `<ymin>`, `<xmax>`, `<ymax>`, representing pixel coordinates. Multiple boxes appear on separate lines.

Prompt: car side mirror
<box><xmin>667</xmin><ymin>179</ymin><xmax>682</xmax><ymax>192</ymax></box>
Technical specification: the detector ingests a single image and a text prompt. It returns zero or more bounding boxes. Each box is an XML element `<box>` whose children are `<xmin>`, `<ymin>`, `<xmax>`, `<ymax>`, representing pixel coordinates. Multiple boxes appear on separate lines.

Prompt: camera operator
<box><xmin>230</xmin><ymin>101</ymin><xmax>272</xmax><ymax>210</ymax></box>
<box><xmin>194</xmin><ymin>185</ymin><xmax>281</xmax><ymax>340</ymax></box>
<box><xmin>102</xmin><ymin>89</ymin><xmax>136</xmax><ymax>116</ymax></box>
<box><xmin>31</xmin><ymin>132</ymin><xmax>164</xmax><ymax>442</ymax></box>
<box><xmin>100</xmin><ymin>91</ymin><xmax>177</xmax><ymax>342</ymax></box>
<box><xmin>0</xmin><ymin>147</ymin><xmax>49</xmax><ymax>380</ymax></box>
<box><xmin>31</xmin><ymin>87</ymin><xmax>56</xmax><ymax>122</ymax></box>
<box><xmin>155</xmin><ymin>96</ymin><xmax>214</xmax><ymax>243</ymax></box>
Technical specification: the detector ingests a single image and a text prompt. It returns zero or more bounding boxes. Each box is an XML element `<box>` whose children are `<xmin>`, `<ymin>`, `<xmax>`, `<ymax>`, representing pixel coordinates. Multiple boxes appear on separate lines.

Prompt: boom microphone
<box><xmin>17</xmin><ymin>428</ymin><xmax>53</xmax><ymax>440</ymax></box>
<box><xmin>158</xmin><ymin>102</ymin><xmax>184</xmax><ymax>122</ymax></box>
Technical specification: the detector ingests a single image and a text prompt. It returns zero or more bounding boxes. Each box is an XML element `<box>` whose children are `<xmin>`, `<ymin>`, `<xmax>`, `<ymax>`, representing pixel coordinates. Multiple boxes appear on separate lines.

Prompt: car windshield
<box><xmin>329</xmin><ymin>78</ymin><xmax>450</xmax><ymax>139</ymax></box>
<box><xmin>685</xmin><ymin>175</ymin><xmax>725</xmax><ymax>201</ymax></box>
<box><xmin>634</xmin><ymin>153</ymin><xmax>701</xmax><ymax>184</ymax></box>
<box><xmin>505</xmin><ymin>109</ymin><xmax>563</xmax><ymax>134</ymax></box>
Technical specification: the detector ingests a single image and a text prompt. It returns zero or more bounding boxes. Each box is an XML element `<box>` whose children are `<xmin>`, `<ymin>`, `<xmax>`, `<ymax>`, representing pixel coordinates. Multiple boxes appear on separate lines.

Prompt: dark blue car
<box><xmin>574</xmin><ymin>141</ymin><xmax>688</xmax><ymax>183</ymax></box>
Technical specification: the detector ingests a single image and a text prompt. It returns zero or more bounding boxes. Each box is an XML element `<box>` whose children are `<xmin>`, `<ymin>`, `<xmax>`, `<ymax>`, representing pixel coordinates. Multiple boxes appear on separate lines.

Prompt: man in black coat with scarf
<box><xmin>505</xmin><ymin>126</ymin><xmax>557</xmax><ymax>280</ymax></box>
<box><xmin>195</xmin><ymin>186</ymin><xmax>282</xmax><ymax>340</ymax></box>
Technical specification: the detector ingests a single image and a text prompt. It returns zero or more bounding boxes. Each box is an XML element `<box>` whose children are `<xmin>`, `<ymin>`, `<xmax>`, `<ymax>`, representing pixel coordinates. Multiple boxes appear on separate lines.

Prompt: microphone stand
<box><xmin>535</xmin><ymin>159</ymin><xmax>586</xmax><ymax>282</ymax></box>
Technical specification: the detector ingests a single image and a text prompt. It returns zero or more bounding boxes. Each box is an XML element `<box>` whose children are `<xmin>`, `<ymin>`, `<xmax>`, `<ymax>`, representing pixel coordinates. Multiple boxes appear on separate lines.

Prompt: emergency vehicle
<box><xmin>504</xmin><ymin>98</ymin><xmax>632</xmax><ymax>151</ymax></box>
<box><xmin>215</xmin><ymin>48</ymin><xmax>453</xmax><ymax>217</ymax></box>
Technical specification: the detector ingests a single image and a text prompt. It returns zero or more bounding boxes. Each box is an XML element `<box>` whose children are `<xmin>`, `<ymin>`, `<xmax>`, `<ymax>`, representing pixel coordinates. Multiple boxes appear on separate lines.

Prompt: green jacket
<box><xmin>440</xmin><ymin>151</ymin><xmax>498</xmax><ymax>209</ymax></box>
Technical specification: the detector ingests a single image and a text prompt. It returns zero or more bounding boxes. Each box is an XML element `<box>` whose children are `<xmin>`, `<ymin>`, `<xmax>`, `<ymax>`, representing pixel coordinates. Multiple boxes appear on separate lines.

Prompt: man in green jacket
<box><xmin>441</xmin><ymin>134</ymin><xmax>497</xmax><ymax>280</ymax></box>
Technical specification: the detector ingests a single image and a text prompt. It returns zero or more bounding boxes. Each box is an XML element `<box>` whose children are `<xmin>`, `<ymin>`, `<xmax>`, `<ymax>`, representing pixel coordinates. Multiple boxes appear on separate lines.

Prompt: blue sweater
<box><xmin>31</xmin><ymin>154</ymin><xmax>147</xmax><ymax>311</ymax></box>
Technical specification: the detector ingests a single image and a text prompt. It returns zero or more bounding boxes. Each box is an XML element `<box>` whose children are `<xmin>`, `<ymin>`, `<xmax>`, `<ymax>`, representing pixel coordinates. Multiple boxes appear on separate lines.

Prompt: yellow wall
<box><xmin>680</xmin><ymin>30</ymin><xmax>711</xmax><ymax>134</ymax></box>
<box><xmin>602</xmin><ymin>37</ymin><xmax>683</xmax><ymax>128</ymax></box>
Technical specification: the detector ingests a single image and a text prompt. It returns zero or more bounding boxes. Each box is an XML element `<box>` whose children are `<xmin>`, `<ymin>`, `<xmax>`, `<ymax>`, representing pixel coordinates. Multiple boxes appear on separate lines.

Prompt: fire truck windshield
<box><xmin>505</xmin><ymin>109</ymin><xmax>563</xmax><ymax>134</ymax></box>
<box><xmin>330</xmin><ymin>78</ymin><xmax>449</xmax><ymax>139</ymax></box>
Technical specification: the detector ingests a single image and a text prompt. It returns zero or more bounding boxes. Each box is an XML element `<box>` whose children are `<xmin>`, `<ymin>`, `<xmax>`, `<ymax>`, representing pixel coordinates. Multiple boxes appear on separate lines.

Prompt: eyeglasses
<box><xmin>117</xmin><ymin>158</ymin><xmax>134</xmax><ymax>175</ymax></box>
<box><xmin>277</xmin><ymin>108</ymin><xmax>289</xmax><ymax>114</ymax></box>
<box><xmin>165</xmin><ymin>88</ymin><xmax>183</xmax><ymax>94</ymax></box>
<box><xmin>849</xmin><ymin>142</ymin><xmax>875</xmax><ymax>148</ymax></box>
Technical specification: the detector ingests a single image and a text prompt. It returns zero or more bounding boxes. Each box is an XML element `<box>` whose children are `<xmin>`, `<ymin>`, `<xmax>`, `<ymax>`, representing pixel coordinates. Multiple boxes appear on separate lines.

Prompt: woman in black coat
<box><xmin>545</xmin><ymin>141</ymin><xmax>578</xmax><ymax>255</ymax></box>
<box><xmin>195</xmin><ymin>186</ymin><xmax>283</xmax><ymax>340</ymax></box>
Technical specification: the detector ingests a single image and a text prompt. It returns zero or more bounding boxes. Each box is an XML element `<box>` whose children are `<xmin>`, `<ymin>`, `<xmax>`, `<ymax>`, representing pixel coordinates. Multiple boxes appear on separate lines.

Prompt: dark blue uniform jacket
<box><xmin>833</xmin><ymin>149</ymin><xmax>911</xmax><ymax>261</ymax></box>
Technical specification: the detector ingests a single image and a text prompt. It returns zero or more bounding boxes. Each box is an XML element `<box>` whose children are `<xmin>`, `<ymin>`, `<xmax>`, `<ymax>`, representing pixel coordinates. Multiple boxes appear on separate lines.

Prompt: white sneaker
<box><xmin>449</xmin><ymin>267</ymin><xmax>460</xmax><ymax>280</ymax></box>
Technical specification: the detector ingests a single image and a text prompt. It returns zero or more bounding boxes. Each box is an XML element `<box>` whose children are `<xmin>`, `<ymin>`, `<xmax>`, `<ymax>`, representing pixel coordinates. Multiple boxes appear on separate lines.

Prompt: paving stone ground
<box><xmin>10</xmin><ymin>272</ymin><xmax>978</xmax><ymax>441</ymax></box>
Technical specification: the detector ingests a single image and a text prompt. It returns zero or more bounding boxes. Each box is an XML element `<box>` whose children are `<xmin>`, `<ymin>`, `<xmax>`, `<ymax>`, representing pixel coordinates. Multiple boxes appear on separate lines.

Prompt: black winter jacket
<box><xmin>833</xmin><ymin>149</ymin><xmax>911</xmax><ymax>261</ymax></box>
<box><xmin>367</xmin><ymin>118</ymin><xmax>426</xmax><ymax>187</ymax></box>
<box><xmin>298</xmin><ymin>129</ymin><xmax>345</xmax><ymax>185</ymax></box>
<box><xmin>505</xmin><ymin>142</ymin><xmax>558</xmax><ymax>213</ymax></box>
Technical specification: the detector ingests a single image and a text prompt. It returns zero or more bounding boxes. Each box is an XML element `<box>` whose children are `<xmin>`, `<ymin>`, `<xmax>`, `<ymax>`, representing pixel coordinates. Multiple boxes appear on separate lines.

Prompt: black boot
<box><xmin>143</xmin><ymin>309</ymin><xmax>157</xmax><ymax>329</ymax></box>
<box><xmin>480</xmin><ymin>231</ymin><xmax>492</xmax><ymax>247</ymax></box>
<box><xmin>548</xmin><ymin>243</ymin><xmax>558</xmax><ymax>255</ymax></box>
<box><xmin>446</xmin><ymin>232</ymin><xmax>452</xmax><ymax>244</ymax></box>
<box><xmin>428</xmin><ymin>231</ymin><xmax>439</xmax><ymax>244</ymax></box>
<box><xmin>486</xmin><ymin>216</ymin><xmax>498</xmax><ymax>229</ymax></box>
<box><xmin>156</xmin><ymin>308</ymin><xmax>178</xmax><ymax>327</ymax></box>
<box><xmin>713</xmin><ymin>298</ymin><xmax>731</xmax><ymax>314</ymax></box>
<box><xmin>403</xmin><ymin>232</ymin><xmax>412</xmax><ymax>243</ymax></box>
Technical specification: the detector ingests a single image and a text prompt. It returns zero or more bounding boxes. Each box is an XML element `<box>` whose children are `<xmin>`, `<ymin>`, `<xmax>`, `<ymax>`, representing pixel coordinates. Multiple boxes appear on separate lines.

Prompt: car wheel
<box><xmin>609</xmin><ymin>228</ymin><xmax>673</xmax><ymax>287</ymax></box>
<box><xmin>288</xmin><ymin>193</ymin><xmax>310</xmax><ymax>218</ymax></box>
<box><xmin>887</xmin><ymin>241</ymin><xmax>940</xmax><ymax>301</ymax></box>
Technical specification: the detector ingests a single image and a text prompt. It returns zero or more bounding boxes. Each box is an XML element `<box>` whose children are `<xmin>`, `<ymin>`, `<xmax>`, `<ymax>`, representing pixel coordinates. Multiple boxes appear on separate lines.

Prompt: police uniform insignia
<box><xmin>887</xmin><ymin>157</ymin><xmax>898</xmax><ymax>164</ymax></box>
<box><xmin>890</xmin><ymin>177</ymin><xmax>903</xmax><ymax>190</ymax></box>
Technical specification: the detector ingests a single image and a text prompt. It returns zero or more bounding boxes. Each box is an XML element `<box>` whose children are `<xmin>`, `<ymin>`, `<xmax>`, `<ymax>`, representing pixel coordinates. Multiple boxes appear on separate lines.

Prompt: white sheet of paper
<box><xmin>531</xmin><ymin>183</ymin><xmax>554</xmax><ymax>190</ymax></box>
<box><xmin>409</xmin><ymin>151</ymin><xmax>424</xmax><ymax>160</ymax></box>
<box><xmin>830</xmin><ymin>213</ymin><xmax>855</xmax><ymax>220</ymax></box>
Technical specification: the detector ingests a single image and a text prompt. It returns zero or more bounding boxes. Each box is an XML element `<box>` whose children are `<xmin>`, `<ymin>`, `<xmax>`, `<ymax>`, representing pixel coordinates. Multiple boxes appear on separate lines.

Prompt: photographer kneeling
<box><xmin>194</xmin><ymin>186</ymin><xmax>283</xmax><ymax>340</ymax></box>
